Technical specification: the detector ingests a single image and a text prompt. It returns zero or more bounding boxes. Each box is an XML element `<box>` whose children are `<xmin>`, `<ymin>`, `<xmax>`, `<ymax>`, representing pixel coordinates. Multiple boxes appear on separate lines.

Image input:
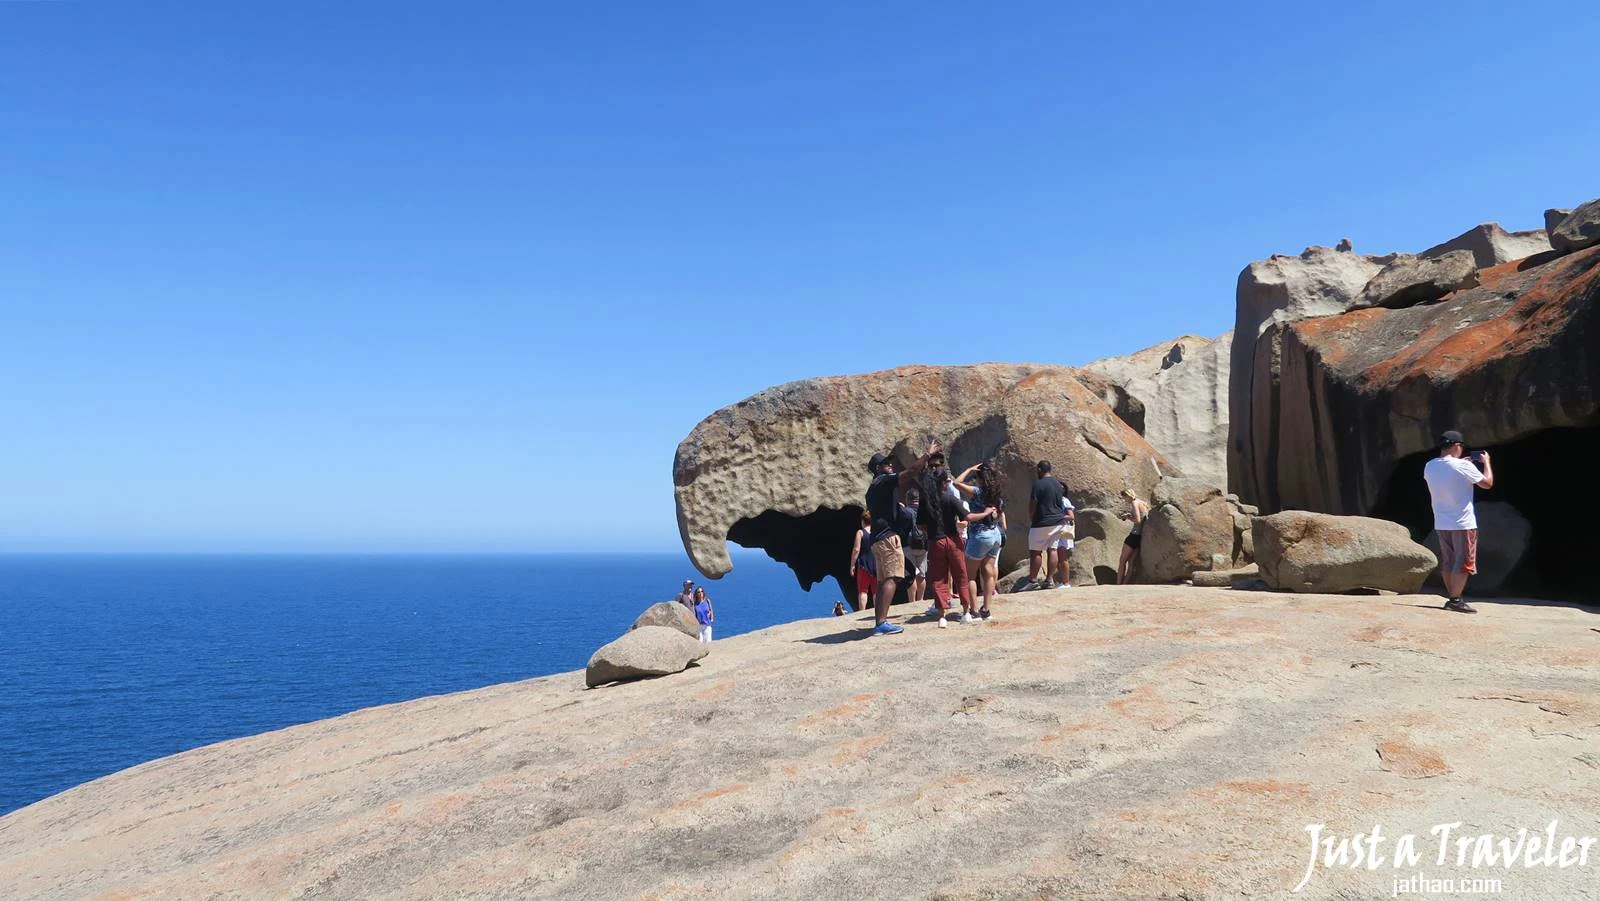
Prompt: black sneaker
<box><xmin>1443</xmin><ymin>598</ymin><xmax>1477</xmax><ymax>614</ymax></box>
<box><xmin>1011</xmin><ymin>579</ymin><xmax>1034</xmax><ymax>593</ymax></box>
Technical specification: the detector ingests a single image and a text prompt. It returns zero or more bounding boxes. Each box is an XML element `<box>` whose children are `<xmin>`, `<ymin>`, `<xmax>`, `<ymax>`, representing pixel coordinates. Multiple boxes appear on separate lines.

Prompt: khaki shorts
<box><xmin>1437</xmin><ymin>529</ymin><xmax>1478</xmax><ymax>575</ymax></box>
<box><xmin>1028</xmin><ymin>524</ymin><xmax>1071</xmax><ymax>552</ymax></box>
<box><xmin>906</xmin><ymin>548</ymin><xmax>928</xmax><ymax>577</ymax></box>
<box><xmin>871</xmin><ymin>533</ymin><xmax>905</xmax><ymax>581</ymax></box>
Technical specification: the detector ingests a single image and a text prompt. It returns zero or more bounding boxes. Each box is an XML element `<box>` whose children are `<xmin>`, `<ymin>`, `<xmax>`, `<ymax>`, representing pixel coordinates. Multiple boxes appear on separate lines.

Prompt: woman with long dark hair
<box><xmin>956</xmin><ymin>460</ymin><xmax>1007</xmax><ymax>620</ymax></box>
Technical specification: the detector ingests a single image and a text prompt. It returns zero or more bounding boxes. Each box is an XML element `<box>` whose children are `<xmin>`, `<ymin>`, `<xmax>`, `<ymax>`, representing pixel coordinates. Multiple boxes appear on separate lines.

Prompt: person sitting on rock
<box><xmin>1117</xmin><ymin>488</ymin><xmax>1149</xmax><ymax>585</ymax></box>
<box><xmin>848</xmin><ymin>510</ymin><xmax>877</xmax><ymax>613</ymax></box>
<box><xmin>1424</xmin><ymin>429</ymin><xmax>1495</xmax><ymax>613</ymax></box>
<box><xmin>832</xmin><ymin>600</ymin><xmax>847</xmax><ymax>617</ymax></box>
<box><xmin>863</xmin><ymin>442</ymin><xmax>939</xmax><ymax>636</ymax></box>
<box><xmin>692</xmin><ymin>587</ymin><xmax>714</xmax><ymax>642</ymax></box>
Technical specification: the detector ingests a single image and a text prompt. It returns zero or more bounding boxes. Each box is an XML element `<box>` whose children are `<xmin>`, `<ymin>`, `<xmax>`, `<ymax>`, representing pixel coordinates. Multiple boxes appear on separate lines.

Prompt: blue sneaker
<box><xmin>871</xmin><ymin>621</ymin><xmax>905</xmax><ymax>636</ymax></box>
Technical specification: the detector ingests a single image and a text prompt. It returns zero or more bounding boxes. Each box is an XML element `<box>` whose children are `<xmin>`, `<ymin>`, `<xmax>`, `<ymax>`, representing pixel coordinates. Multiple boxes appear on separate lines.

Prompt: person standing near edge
<box><xmin>1018</xmin><ymin>460</ymin><xmax>1070</xmax><ymax>592</ymax></box>
<box><xmin>676</xmin><ymin>579</ymin><xmax>696</xmax><ymax>609</ymax></box>
<box><xmin>863</xmin><ymin>442</ymin><xmax>939</xmax><ymax>636</ymax></box>
<box><xmin>1423</xmin><ymin>429</ymin><xmax>1495</xmax><ymax>613</ymax></box>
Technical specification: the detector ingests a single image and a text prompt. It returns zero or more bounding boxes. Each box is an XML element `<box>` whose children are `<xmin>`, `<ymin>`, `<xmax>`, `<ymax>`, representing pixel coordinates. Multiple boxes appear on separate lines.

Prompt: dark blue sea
<box><xmin>0</xmin><ymin>553</ymin><xmax>827</xmax><ymax>817</ymax></box>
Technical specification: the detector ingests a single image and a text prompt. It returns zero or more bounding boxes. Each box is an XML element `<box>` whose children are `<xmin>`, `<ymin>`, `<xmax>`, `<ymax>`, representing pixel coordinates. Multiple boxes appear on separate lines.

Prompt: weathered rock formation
<box><xmin>1133</xmin><ymin>479</ymin><xmax>1255</xmax><ymax>584</ymax></box>
<box><xmin>1082</xmin><ymin>333</ymin><xmax>1231</xmax><ymax>487</ymax></box>
<box><xmin>673</xmin><ymin>365</ymin><xmax>1168</xmax><ymax>597</ymax></box>
<box><xmin>1352</xmin><ymin>250</ymin><xmax>1479</xmax><ymax>310</ymax></box>
<box><xmin>1237</xmin><ymin>242</ymin><xmax>1600</xmax><ymax>596</ymax></box>
<box><xmin>629</xmin><ymin>601</ymin><xmax>701</xmax><ymax>639</ymax></box>
<box><xmin>585</xmin><ymin>626</ymin><xmax>708</xmax><ymax>688</ymax></box>
<box><xmin>1550</xmin><ymin>197</ymin><xmax>1600</xmax><ymax>253</ymax></box>
<box><xmin>1253</xmin><ymin>511</ymin><xmax>1436</xmax><ymax>594</ymax></box>
<box><xmin>1136</xmin><ymin>478</ymin><xmax>1232</xmax><ymax>583</ymax></box>
<box><xmin>5</xmin><ymin>586</ymin><xmax>1598</xmax><ymax>899</ymax></box>
<box><xmin>1066</xmin><ymin>507</ymin><xmax>1132</xmax><ymax>586</ymax></box>
<box><xmin>1227</xmin><ymin>246</ymin><xmax>1390</xmax><ymax>500</ymax></box>
<box><xmin>1419</xmin><ymin>222</ymin><xmax>1552</xmax><ymax>269</ymax></box>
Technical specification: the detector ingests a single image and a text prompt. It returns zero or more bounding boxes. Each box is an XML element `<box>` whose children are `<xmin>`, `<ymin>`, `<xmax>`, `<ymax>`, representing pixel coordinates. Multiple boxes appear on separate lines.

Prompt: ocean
<box><xmin>0</xmin><ymin>552</ymin><xmax>827</xmax><ymax>816</ymax></box>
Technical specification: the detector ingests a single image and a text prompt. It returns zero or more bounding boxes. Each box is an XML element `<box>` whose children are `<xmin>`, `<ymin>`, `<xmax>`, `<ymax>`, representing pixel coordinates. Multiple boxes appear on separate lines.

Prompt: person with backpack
<box><xmin>900</xmin><ymin>488</ymin><xmax>929</xmax><ymax>612</ymax></box>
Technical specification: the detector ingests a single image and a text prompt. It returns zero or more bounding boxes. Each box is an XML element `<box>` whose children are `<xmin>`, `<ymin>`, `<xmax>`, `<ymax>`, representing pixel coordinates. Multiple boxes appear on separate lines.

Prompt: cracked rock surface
<box><xmin>2</xmin><ymin>586</ymin><xmax>1596</xmax><ymax>899</ymax></box>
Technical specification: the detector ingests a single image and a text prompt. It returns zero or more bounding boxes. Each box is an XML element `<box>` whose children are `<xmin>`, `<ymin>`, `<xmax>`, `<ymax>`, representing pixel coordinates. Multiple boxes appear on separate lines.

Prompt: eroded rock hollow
<box><xmin>674</xmin><ymin>364</ymin><xmax>1170</xmax><ymax>598</ymax></box>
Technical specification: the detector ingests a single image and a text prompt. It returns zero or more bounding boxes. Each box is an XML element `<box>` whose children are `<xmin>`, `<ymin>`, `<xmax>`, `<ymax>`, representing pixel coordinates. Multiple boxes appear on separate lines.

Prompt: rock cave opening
<box><xmin>726</xmin><ymin>506</ymin><xmax>863</xmax><ymax>601</ymax></box>
<box><xmin>1373</xmin><ymin>423</ymin><xmax>1600</xmax><ymax>601</ymax></box>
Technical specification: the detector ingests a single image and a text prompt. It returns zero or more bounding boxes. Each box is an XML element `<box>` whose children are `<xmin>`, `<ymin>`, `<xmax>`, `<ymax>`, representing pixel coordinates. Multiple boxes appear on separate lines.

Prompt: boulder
<box><xmin>1352</xmin><ymin>251</ymin><xmax>1479</xmax><ymax>310</ymax></box>
<box><xmin>1545</xmin><ymin>208</ymin><xmax>1572</xmax><ymax>235</ymax></box>
<box><xmin>1550</xmin><ymin>197</ymin><xmax>1600</xmax><ymax>254</ymax></box>
<box><xmin>1067</xmin><ymin>507</ymin><xmax>1132</xmax><ymax>586</ymax></box>
<box><xmin>585</xmin><ymin>626</ymin><xmax>709</xmax><ymax>688</ymax></box>
<box><xmin>629</xmin><ymin>601</ymin><xmax>701</xmax><ymax>639</ymax></box>
<box><xmin>1419</xmin><ymin>222</ymin><xmax>1552</xmax><ymax>269</ymax></box>
<box><xmin>995</xmin><ymin>561</ymin><xmax>1033</xmax><ymax>594</ymax></box>
<box><xmin>1422</xmin><ymin>501</ymin><xmax>1532</xmax><ymax>595</ymax></box>
<box><xmin>1253</xmin><ymin>512</ymin><xmax>1436</xmax><ymax>594</ymax></box>
<box><xmin>1227</xmin><ymin>246</ymin><xmax>1390</xmax><ymax>504</ymax></box>
<box><xmin>1190</xmin><ymin>564</ymin><xmax>1258</xmax><ymax>588</ymax></box>
<box><xmin>1233</xmin><ymin>242</ymin><xmax>1600</xmax><ymax>598</ymax></box>
<box><xmin>673</xmin><ymin>364</ymin><xmax>1168</xmax><ymax>597</ymax></box>
<box><xmin>1136</xmin><ymin>478</ymin><xmax>1233</xmax><ymax>583</ymax></box>
<box><xmin>1082</xmin><ymin>332</ymin><xmax>1231</xmax><ymax>488</ymax></box>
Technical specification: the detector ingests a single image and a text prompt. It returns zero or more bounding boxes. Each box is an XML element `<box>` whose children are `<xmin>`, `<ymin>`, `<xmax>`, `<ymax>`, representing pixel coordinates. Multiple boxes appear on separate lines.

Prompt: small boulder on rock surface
<box><xmin>1253</xmin><ymin>511</ymin><xmax>1436</xmax><ymax>594</ymax></box>
<box><xmin>586</xmin><ymin>626</ymin><xmax>708</xmax><ymax>688</ymax></box>
<box><xmin>1550</xmin><ymin>198</ymin><xmax>1600</xmax><ymax>254</ymax></box>
<box><xmin>1353</xmin><ymin>251</ymin><xmax>1479</xmax><ymax>310</ymax></box>
<box><xmin>630</xmin><ymin>601</ymin><xmax>700</xmax><ymax>639</ymax></box>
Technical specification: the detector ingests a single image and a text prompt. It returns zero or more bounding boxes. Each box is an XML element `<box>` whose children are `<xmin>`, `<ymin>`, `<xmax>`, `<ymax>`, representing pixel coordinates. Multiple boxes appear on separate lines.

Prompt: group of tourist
<box><xmin>840</xmin><ymin>423</ymin><xmax>1495</xmax><ymax>635</ymax></box>
<box><xmin>674</xmin><ymin>580</ymin><xmax>715</xmax><ymax>642</ymax></box>
<box><xmin>850</xmin><ymin>441</ymin><xmax>1150</xmax><ymax>636</ymax></box>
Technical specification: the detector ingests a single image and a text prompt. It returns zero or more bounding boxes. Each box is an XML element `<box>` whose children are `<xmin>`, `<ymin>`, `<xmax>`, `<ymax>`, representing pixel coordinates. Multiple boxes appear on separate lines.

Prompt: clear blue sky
<box><xmin>2</xmin><ymin>2</ymin><xmax>1594</xmax><ymax>552</ymax></box>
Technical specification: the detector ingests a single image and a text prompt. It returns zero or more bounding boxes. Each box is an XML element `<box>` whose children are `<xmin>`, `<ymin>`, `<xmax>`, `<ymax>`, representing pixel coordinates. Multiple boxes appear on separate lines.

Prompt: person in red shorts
<box><xmin>1423</xmin><ymin>429</ymin><xmax>1495</xmax><ymax>613</ymax></box>
<box><xmin>848</xmin><ymin>510</ymin><xmax>877</xmax><ymax>612</ymax></box>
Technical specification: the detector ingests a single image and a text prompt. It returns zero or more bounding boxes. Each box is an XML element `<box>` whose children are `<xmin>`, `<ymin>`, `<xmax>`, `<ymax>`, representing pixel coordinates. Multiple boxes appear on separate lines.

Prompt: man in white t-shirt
<box><xmin>1422</xmin><ymin>429</ymin><xmax>1495</xmax><ymax>613</ymax></box>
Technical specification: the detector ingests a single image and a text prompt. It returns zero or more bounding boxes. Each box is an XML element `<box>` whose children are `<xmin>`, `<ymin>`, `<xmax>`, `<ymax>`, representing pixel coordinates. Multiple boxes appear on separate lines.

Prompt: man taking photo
<box><xmin>1423</xmin><ymin>429</ymin><xmax>1495</xmax><ymax>613</ymax></box>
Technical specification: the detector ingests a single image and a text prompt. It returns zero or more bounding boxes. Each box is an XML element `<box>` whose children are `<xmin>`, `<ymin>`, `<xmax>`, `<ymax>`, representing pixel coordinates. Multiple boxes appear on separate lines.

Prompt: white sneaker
<box><xmin>960</xmin><ymin>612</ymin><xmax>976</xmax><ymax>625</ymax></box>
<box><xmin>937</xmin><ymin>617</ymin><xmax>948</xmax><ymax>629</ymax></box>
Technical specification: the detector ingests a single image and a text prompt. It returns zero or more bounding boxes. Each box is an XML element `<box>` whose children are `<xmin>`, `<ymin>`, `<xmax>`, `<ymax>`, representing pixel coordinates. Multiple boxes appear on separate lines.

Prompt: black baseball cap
<box><xmin>867</xmin><ymin>452</ymin><xmax>892</xmax><ymax>472</ymax></box>
<box><xmin>1440</xmin><ymin>430</ymin><xmax>1464</xmax><ymax>447</ymax></box>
